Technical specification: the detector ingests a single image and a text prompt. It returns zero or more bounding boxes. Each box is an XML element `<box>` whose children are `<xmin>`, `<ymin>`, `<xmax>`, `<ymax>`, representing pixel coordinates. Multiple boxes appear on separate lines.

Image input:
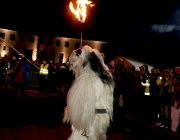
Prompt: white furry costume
<box><xmin>63</xmin><ymin>46</ymin><xmax>114</xmax><ymax>140</ymax></box>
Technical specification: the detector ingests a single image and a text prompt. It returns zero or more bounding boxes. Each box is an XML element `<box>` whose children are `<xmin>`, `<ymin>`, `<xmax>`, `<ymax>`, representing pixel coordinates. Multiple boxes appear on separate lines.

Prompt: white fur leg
<box><xmin>88</xmin><ymin>115</ymin><xmax>109</xmax><ymax>140</ymax></box>
<box><xmin>68</xmin><ymin>125</ymin><xmax>87</xmax><ymax>140</ymax></box>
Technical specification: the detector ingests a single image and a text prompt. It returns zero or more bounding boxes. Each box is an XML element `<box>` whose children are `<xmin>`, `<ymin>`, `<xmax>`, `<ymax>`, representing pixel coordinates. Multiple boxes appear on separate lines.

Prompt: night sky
<box><xmin>1</xmin><ymin>0</ymin><xmax>180</xmax><ymax>68</ymax></box>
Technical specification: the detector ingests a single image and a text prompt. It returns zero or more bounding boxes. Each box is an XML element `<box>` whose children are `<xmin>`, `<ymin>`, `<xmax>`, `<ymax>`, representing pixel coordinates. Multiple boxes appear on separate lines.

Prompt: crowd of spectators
<box><xmin>1</xmin><ymin>54</ymin><xmax>180</xmax><ymax>133</ymax></box>
<box><xmin>37</xmin><ymin>59</ymin><xmax>74</xmax><ymax>95</ymax></box>
<box><xmin>0</xmin><ymin>55</ymin><xmax>75</xmax><ymax>96</ymax></box>
<box><xmin>108</xmin><ymin>57</ymin><xmax>180</xmax><ymax>133</ymax></box>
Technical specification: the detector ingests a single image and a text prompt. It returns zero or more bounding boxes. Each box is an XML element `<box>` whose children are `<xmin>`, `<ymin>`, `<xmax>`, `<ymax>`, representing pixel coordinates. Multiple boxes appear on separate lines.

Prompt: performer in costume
<box><xmin>63</xmin><ymin>46</ymin><xmax>115</xmax><ymax>140</ymax></box>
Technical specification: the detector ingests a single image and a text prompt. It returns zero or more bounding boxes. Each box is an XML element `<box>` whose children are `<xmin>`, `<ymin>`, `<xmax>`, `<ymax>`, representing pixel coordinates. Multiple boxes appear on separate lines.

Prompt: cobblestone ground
<box><xmin>0</xmin><ymin>86</ymin><xmax>180</xmax><ymax>140</ymax></box>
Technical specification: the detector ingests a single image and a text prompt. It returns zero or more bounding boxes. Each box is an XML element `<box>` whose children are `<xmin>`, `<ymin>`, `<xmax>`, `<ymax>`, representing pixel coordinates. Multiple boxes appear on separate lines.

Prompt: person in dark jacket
<box><xmin>149</xmin><ymin>68</ymin><xmax>162</xmax><ymax>123</ymax></box>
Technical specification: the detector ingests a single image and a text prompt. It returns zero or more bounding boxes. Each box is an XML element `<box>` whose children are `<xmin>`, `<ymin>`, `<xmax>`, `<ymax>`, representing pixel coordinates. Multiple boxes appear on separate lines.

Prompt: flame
<box><xmin>69</xmin><ymin>0</ymin><xmax>94</xmax><ymax>23</ymax></box>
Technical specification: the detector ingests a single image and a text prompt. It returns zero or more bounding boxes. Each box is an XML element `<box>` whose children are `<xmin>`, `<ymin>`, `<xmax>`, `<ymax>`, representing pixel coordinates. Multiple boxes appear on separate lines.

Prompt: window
<box><xmin>24</xmin><ymin>49</ymin><xmax>32</xmax><ymax>61</ymax></box>
<box><xmin>9</xmin><ymin>47</ymin><xmax>13</xmax><ymax>51</ymax></box>
<box><xmin>65</xmin><ymin>41</ymin><xmax>69</xmax><ymax>47</ymax></box>
<box><xmin>56</xmin><ymin>40</ymin><xmax>61</xmax><ymax>46</ymax></box>
<box><xmin>29</xmin><ymin>36</ymin><xmax>34</xmax><ymax>43</ymax></box>
<box><xmin>75</xmin><ymin>42</ymin><xmax>80</xmax><ymax>49</ymax></box>
<box><xmin>37</xmin><ymin>51</ymin><xmax>46</xmax><ymax>61</ymax></box>
<box><xmin>38</xmin><ymin>37</ymin><xmax>44</xmax><ymax>44</ymax></box>
<box><xmin>47</xmin><ymin>38</ymin><xmax>52</xmax><ymax>45</ymax></box>
<box><xmin>3</xmin><ymin>46</ymin><xmax>6</xmax><ymax>50</ymax></box>
<box><xmin>101</xmin><ymin>43</ymin><xmax>108</xmax><ymax>53</ymax></box>
<box><xmin>100</xmin><ymin>44</ymin><xmax>109</xmax><ymax>61</ymax></box>
<box><xmin>10</xmin><ymin>34</ymin><xmax>15</xmax><ymax>40</ymax></box>
<box><xmin>19</xmin><ymin>35</ymin><xmax>25</xmax><ymax>42</ymax></box>
<box><xmin>50</xmin><ymin>52</ymin><xmax>55</xmax><ymax>61</ymax></box>
<box><xmin>14</xmin><ymin>47</ymin><xmax>19</xmax><ymax>51</ymax></box>
<box><xmin>0</xmin><ymin>33</ymin><xmax>5</xmax><ymax>39</ymax></box>
<box><xmin>59</xmin><ymin>53</ymin><xmax>64</xmax><ymax>64</ymax></box>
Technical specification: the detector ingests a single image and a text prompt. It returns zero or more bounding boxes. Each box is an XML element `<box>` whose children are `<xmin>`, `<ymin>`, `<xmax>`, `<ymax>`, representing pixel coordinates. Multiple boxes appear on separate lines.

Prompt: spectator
<box><xmin>12</xmin><ymin>57</ymin><xmax>31</xmax><ymax>98</ymax></box>
<box><xmin>10</xmin><ymin>56</ymin><xmax>18</xmax><ymax>70</ymax></box>
<box><xmin>131</xmin><ymin>71</ymin><xmax>145</xmax><ymax>119</ymax></box>
<box><xmin>58</xmin><ymin>63</ymin><xmax>68</xmax><ymax>94</ymax></box>
<box><xmin>1</xmin><ymin>57</ymin><xmax>10</xmax><ymax>85</ymax></box>
<box><xmin>8</xmin><ymin>56</ymin><xmax>19</xmax><ymax>86</ymax></box>
<box><xmin>0</xmin><ymin>58</ymin><xmax>4</xmax><ymax>94</ymax></box>
<box><xmin>139</xmin><ymin>65</ymin><xmax>150</xmax><ymax>119</ymax></box>
<box><xmin>148</xmin><ymin>68</ymin><xmax>162</xmax><ymax>123</ymax></box>
<box><xmin>47</xmin><ymin>61</ymin><xmax>55</xmax><ymax>93</ymax></box>
<box><xmin>122</xmin><ymin>66</ymin><xmax>134</xmax><ymax>116</ymax></box>
<box><xmin>48</xmin><ymin>63</ymin><xmax>60</xmax><ymax>94</ymax></box>
<box><xmin>38</xmin><ymin>59</ymin><xmax>49</xmax><ymax>94</ymax></box>
<box><xmin>158</xmin><ymin>70</ymin><xmax>173</xmax><ymax>129</ymax></box>
<box><xmin>171</xmin><ymin>76</ymin><xmax>180</xmax><ymax>132</ymax></box>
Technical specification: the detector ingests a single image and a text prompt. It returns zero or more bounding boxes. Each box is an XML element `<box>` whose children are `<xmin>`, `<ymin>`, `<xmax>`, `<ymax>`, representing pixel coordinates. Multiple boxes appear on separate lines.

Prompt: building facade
<box><xmin>0</xmin><ymin>28</ymin><xmax>108</xmax><ymax>63</ymax></box>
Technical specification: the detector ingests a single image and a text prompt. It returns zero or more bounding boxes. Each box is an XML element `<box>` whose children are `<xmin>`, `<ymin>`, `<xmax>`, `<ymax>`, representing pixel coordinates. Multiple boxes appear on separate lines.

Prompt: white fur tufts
<box><xmin>63</xmin><ymin>46</ymin><xmax>114</xmax><ymax>140</ymax></box>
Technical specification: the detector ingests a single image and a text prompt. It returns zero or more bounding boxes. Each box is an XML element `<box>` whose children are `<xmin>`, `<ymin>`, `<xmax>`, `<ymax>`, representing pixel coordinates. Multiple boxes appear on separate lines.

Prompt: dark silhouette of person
<box><xmin>12</xmin><ymin>57</ymin><xmax>31</xmax><ymax>98</ymax></box>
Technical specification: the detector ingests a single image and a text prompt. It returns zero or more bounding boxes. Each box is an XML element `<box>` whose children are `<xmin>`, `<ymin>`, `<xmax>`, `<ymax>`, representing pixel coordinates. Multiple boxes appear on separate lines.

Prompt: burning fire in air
<box><xmin>69</xmin><ymin>0</ymin><xmax>95</xmax><ymax>23</ymax></box>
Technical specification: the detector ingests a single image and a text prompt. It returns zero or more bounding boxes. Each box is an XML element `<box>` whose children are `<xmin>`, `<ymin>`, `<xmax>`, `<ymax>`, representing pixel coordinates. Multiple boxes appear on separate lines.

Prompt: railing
<box><xmin>6</xmin><ymin>70</ymin><xmax>39</xmax><ymax>88</ymax></box>
<box><xmin>27</xmin><ymin>71</ymin><xmax>39</xmax><ymax>87</ymax></box>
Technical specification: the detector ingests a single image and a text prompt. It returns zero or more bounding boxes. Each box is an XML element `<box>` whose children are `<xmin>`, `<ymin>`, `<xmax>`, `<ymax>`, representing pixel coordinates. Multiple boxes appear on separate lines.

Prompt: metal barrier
<box><xmin>27</xmin><ymin>71</ymin><xmax>39</xmax><ymax>87</ymax></box>
<box><xmin>6</xmin><ymin>70</ymin><xmax>39</xmax><ymax>88</ymax></box>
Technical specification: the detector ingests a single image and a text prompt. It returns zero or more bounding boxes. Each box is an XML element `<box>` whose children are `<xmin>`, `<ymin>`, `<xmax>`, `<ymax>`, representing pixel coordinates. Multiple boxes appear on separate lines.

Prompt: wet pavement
<box><xmin>0</xmin><ymin>86</ymin><xmax>180</xmax><ymax>140</ymax></box>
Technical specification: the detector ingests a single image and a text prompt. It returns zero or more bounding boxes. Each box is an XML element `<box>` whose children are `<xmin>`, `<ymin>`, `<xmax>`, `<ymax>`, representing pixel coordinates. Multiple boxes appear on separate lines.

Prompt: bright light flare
<box><xmin>69</xmin><ymin>0</ymin><xmax>94</xmax><ymax>23</ymax></box>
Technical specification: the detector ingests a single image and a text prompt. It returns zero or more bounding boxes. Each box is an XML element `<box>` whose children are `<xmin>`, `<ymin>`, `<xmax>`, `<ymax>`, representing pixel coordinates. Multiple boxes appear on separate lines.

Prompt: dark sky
<box><xmin>1</xmin><ymin>0</ymin><xmax>180</xmax><ymax>67</ymax></box>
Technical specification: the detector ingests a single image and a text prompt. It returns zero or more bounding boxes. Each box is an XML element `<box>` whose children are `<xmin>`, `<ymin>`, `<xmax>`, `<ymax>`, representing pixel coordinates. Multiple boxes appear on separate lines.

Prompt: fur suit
<box><xmin>63</xmin><ymin>46</ymin><xmax>115</xmax><ymax>140</ymax></box>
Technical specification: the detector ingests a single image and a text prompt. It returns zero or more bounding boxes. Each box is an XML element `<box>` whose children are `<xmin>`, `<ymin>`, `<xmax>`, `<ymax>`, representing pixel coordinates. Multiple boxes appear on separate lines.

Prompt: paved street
<box><xmin>0</xmin><ymin>86</ymin><xmax>180</xmax><ymax>140</ymax></box>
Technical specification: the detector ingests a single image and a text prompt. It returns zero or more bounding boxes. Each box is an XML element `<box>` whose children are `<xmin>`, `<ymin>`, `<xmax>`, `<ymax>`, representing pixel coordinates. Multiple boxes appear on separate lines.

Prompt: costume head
<box><xmin>69</xmin><ymin>45</ymin><xmax>113</xmax><ymax>84</ymax></box>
